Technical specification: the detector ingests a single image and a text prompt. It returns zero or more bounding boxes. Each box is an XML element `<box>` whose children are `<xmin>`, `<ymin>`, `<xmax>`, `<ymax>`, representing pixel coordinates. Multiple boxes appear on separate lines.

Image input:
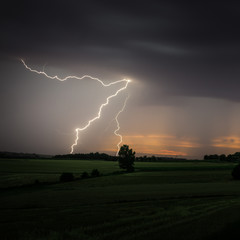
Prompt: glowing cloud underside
<box><xmin>21</xmin><ymin>59</ymin><xmax>130</xmax><ymax>155</ymax></box>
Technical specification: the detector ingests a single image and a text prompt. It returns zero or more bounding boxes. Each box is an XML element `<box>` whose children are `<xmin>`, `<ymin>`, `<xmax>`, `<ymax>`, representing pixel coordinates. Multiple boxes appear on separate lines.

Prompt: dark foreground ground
<box><xmin>0</xmin><ymin>159</ymin><xmax>240</xmax><ymax>240</ymax></box>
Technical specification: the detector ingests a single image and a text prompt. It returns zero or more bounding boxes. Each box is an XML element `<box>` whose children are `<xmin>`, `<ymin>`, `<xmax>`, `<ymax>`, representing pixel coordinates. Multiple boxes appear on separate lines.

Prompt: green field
<box><xmin>0</xmin><ymin>159</ymin><xmax>240</xmax><ymax>240</ymax></box>
<box><xmin>0</xmin><ymin>159</ymin><xmax>121</xmax><ymax>188</ymax></box>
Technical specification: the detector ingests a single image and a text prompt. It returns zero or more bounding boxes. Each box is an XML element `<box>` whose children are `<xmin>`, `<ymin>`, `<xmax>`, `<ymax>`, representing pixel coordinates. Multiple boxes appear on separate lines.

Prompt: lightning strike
<box><xmin>21</xmin><ymin>59</ymin><xmax>131</xmax><ymax>154</ymax></box>
<box><xmin>114</xmin><ymin>95</ymin><xmax>129</xmax><ymax>156</ymax></box>
<box><xmin>21</xmin><ymin>59</ymin><xmax>128</xmax><ymax>87</ymax></box>
<box><xmin>70</xmin><ymin>81</ymin><xmax>130</xmax><ymax>154</ymax></box>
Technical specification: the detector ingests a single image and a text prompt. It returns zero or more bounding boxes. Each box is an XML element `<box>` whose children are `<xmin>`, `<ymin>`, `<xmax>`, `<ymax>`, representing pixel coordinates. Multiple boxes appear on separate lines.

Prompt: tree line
<box><xmin>0</xmin><ymin>151</ymin><xmax>51</xmax><ymax>159</ymax></box>
<box><xmin>53</xmin><ymin>153</ymin><xmax>187</xmax><ymax>162</ymax></box>
<box><xmin>53</xmin><ymin>152</ymin><xmax>119</xmax><ymax>161</ymax></box>
<box><xmin>204</xmin><ymin>152</ymin><xmax>240</xmax><ymax>162</ymax></box>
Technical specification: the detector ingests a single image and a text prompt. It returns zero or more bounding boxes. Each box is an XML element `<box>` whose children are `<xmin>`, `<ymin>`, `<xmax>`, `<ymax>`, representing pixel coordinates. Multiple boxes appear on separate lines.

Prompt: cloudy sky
<box><xmin>1</xmin><ymin>0</ymin><xmax>240</xmax><ymax>158</ymax></box>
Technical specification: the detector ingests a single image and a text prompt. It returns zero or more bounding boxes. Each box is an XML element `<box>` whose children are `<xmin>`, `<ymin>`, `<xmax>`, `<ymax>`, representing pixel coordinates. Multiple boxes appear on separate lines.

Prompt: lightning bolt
<box><xmin>21</xmin><ymin>59</ymin><xmax>127</xmax><ymax>87</ymax></box>
<box><xmin>114</xmin><ymin>95</ymin><xmax>129</xmax><ymax>156</ymax></box>
<box><xmin>21</xmin><ymin>59</ymin><xmax>131</xmax><ymax>154</ymax></box>
<box><xmin>70</xmin><ymin>80</ymin><xmax>130</xmax><ymax>154</ymax></box>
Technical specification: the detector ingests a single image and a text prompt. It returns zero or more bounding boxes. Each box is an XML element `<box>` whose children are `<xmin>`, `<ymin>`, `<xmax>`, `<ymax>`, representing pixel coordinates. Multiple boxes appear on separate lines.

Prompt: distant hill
<box><xmin>0</xmin><ymin>151</ymin><xmax>189</xmax><ymax>162</ymax></box>
<box><xmin>0</xmin><ymin>151</ymin><xmax>52</xmax><ymax>159</ymax></box>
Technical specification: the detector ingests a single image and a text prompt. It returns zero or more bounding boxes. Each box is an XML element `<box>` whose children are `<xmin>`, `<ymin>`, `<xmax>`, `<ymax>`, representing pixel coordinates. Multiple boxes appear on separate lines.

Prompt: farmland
<box><xmin>0</xmin><ymin>159</ymin><xmax>240</xmax><ymax>240</ymax></box>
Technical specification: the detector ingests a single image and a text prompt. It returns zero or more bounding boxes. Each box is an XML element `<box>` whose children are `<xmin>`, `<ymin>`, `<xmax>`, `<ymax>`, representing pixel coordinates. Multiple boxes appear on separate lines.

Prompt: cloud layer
<box><xmin>1</xmin><ymin>1</ymin><xmax>240</xmax><ymax>158</ymax></box>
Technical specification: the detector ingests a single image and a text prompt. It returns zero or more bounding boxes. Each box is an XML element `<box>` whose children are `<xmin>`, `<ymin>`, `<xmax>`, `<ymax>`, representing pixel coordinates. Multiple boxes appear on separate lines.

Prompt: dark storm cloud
<box><xmin>1</xmin><ymin>0</ymin><xmax>240</xmax><ymax>103</ymax></box>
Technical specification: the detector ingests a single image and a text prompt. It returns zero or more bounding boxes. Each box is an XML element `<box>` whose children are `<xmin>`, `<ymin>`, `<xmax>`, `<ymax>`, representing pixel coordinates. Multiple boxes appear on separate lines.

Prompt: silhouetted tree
<box><xmin>91</xmin><ymin>169</ymin><xmax>100</xmax><ymax>177</ymax></box>
<box><xmin>204</xmin><ymin>155</ymin><xmax>209</xmax><ymax>160</ymax></box>
<box><xmin>118</xmin><ymin>145</ymin><xmax>135</xmax><ymax>172</ymax></box>
<box><xmin>219</xmin><ymin>154</ymin><xmax>226</xmax><ymax>161</ymax></box>
<box><xmin>232</xmin><ymin>164</ymin><xmax>240</xmax><ymax>180</ymax></box>
<box><xmin>81</xmin><ymin>171</ymin><xmax>89</xmax><ymax>179</ymax></box>
<box><xmin>60</xmin><ymin>172</ymin><xmax>74</xmax><ymax>182</ymax></box>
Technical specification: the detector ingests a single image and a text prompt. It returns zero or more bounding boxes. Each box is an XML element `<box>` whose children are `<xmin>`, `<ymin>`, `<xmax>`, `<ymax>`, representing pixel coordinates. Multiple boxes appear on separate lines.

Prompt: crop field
<box><xmin>0</xmin><ymin>159</ymin><xmax>240</xmax><ymax>240</ymax></box>
<box><xmin>0</xmin><ymin>159</ymin><xmax>121</xmax><ymax>188</ymax></box>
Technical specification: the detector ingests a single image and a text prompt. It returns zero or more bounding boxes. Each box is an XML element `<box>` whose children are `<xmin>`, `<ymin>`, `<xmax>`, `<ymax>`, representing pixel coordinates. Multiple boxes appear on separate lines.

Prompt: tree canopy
<box><xmin>118</xmin><ymin>145</ymin><xmax>135</xmax><ymax>172</ymax></box>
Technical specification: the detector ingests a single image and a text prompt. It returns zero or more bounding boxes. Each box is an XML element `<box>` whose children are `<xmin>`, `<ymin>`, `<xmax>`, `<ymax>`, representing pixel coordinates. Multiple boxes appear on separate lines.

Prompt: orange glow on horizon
<box><xmin>212</xmin><ymin>136</ymin><xmax>240</xmax><ymax>149</ymax></box>
<box><xmin>105</xmin><ymin>134</ymin><xmax>200</xmax><ymax>157</ymax></box>
<box><xmin>105</xmin><ymin>147</ymin><xmax>187</xmax><ymax>156</ymax></box>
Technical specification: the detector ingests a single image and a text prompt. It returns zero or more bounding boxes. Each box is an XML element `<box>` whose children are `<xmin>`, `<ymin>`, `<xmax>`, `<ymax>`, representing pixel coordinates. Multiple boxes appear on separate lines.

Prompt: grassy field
<box><xmin>0</xmin><ymin>159</ymin><xmax>240</xmax><ymax>240</ymax></box>
<box><xmin>0</xmin><ymin>159</ymin><xmax>120</xmax><ymax>188</ymax></box>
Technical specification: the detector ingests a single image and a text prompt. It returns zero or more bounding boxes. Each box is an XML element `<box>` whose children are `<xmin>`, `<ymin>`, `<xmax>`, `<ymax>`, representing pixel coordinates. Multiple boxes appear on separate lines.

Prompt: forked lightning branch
<box><xmin>21</xmin><ymin>59</ymin><xmax>130</xmax><ymax>155</ymax></box>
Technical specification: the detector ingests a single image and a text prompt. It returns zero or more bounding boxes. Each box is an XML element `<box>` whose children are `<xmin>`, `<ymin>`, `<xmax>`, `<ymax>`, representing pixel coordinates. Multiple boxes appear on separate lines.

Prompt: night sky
<box><xmin>1</xmin><ymin>0</ymin><xmax>240</xmax><ymax>158</ymax></box>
